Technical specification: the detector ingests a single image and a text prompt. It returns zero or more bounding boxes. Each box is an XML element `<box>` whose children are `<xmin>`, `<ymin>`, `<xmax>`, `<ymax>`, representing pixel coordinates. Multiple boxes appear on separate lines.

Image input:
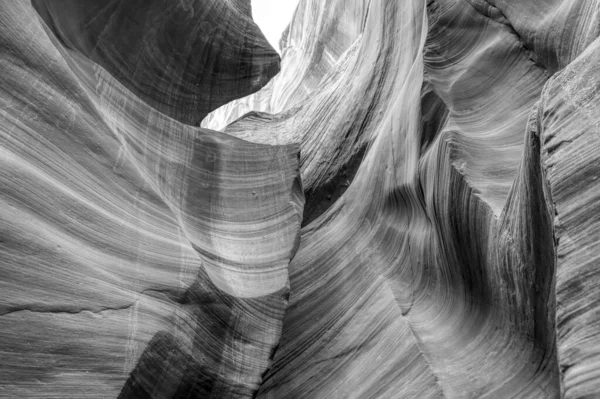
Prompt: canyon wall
<box><xmin>2</xmin><ymin>0</ymin><xmax>600</xmax><ymax>398</ymax></box>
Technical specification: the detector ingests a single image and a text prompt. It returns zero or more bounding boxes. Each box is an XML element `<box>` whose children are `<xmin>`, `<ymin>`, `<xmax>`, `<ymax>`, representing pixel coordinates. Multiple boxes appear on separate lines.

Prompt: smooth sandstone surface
<box><xmin>201</xmin><ymin>0</ymin><xmax>367</xmax><ymax>131</ymax></box>
<box><xmin>1</xmin><ymin>0</ymin><xmax>301</xmax><ymax>397</ymax></box>
<box><xmin>2</xmin><ymin>0</ymin><xmax>600</xmax><ymax>398</ymax></box>
<box><xmin>32</xmin><ymin>0</ymin><xmax>280</xmax><ymax>126</ymax></box>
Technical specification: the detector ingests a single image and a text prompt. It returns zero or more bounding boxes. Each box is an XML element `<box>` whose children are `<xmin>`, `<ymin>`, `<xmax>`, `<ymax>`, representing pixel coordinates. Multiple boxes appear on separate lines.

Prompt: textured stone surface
<box><xmin>32</xmin><ymin>0</ymin><xmax>280</xmax><ymax>126</ymax></box>
<box><xmin>201</xmin><ymin>0</ymin><xmax>367</xmax><ymax>131</ymax></box>
<box><xmin>1</xmin><ymin>1</ymin><xmax>300</xmax><ymax>397</ymax></box>
<box><xmin>3</xmin><ymin>0</ymin><xmax>600</xmax><ymax>398</ymax></box>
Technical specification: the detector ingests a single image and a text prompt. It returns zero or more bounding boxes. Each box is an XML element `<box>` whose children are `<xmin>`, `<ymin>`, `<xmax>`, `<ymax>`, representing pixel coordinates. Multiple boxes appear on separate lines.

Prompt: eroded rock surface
<box><xmin>201</xmin><ymin>0</ymin><xmax>367</xmax><ymax>131</ymax></box>
<box><xmin>2</xmin><ymin>0</ymin><xmax>600</xmax><ymax>398</ymax></box>
<box><xmin>32</xmin><ymin>0</ymin><xmax>280</xmax><ymax>126</ymax></box>
<box><xmin>1</xmin><ymin>1</ymin><xmax>300</xmax><ymax>397</ymax></box>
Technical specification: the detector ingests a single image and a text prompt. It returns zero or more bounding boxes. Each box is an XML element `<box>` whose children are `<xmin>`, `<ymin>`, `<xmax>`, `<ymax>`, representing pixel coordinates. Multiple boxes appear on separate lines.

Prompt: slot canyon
<box><xmin>2</xmin><ymin>0</ymin><xmax>600</xmax><ymax>398</ymax></box>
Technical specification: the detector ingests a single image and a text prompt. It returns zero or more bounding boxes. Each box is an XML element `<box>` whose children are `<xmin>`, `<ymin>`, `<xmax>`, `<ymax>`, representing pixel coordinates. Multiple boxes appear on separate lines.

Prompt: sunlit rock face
<box><xmin>2</xmin><ymin>0</ymin><xmax>600</xmax><ymax>398</ymax></box>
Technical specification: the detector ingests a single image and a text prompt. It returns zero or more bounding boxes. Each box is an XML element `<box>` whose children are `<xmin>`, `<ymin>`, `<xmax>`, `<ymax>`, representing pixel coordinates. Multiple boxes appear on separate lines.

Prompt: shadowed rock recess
<box><xmin>2</xmin><ymin>0</ymin><xmax>600</xmax><ymax>397</ymax></box>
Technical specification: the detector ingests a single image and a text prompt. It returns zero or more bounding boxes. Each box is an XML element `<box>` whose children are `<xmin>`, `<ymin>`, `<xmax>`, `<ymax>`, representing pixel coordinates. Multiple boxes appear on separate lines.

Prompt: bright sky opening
<box><xmin>251</xmin><ymin>0</ymin><xmax>300</xmax><ymax>53</ymax></box>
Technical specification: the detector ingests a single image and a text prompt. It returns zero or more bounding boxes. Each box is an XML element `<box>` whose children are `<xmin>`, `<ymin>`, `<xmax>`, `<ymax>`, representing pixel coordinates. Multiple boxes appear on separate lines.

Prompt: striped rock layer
<box><xmin>2</xmin><ymin>0</ymin><xmax>600</xmax><ymax>398</ymax></box>
<box><xmin>1</xmin><ymin>0</ymin><xmax>301</xmax><ymax>398</ymax></box>
<box><xmin>201</xmin><ymin>0</ymin><xmax>368</xmax><ymax>131</ymax></box>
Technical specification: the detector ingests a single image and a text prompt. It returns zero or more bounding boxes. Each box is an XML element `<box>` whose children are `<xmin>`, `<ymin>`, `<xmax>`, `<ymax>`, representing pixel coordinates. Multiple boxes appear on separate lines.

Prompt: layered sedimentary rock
<box><xmin>539</xmin><ymin>38</ymin><xmax>600</xmax><ymax>398</ymax></box>
<box><xmin>31</xmin><ymin>0</ymin><xmax>280</xmax><ymax>126</ymax></box>
<box><xmin>1</xmin><ymin>1</ymin><xmax>301</xmax><ymax>397</ymax></box>
<box><xmin>201</xmin><ymin>0</ymin><xmax>367</xmax><ymax>130</ymax></box>
<box><xmin>3</xmin><ymin>0</ymin><xmax>600</xmax><ymax>398</ymax></box>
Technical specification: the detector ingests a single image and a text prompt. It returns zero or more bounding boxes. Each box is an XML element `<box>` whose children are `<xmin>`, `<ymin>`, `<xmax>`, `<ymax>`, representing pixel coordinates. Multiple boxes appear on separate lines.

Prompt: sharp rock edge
<box><xmin>2</xmin><ymin>0</ymin><xmax>600</xmax><ymax>398</ymax></box>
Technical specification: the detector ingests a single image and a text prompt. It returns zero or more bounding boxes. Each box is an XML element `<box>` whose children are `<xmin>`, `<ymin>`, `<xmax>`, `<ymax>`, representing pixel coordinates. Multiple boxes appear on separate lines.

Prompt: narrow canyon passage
<box><xmin>1</xmin><ymin>0</ymin><xmax>600</xmax><ymax>398</ymax></box>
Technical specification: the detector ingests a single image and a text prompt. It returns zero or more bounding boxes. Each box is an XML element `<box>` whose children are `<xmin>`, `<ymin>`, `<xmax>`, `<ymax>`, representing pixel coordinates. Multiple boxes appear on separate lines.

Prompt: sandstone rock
<box><xmin>201</xmin><ymin>0</ymin><xmax>367</xmax><ymax>131</ymax></box>
<box><xmin>32</xmin><ymin>0</ymin><xmax>280</xmax><ymax>126</ymax></box>
<box><xmin>3</xmin><ymin>0</ymin><xmax>600</xmax><ymax>398</ymax></box>
<box><xmin>1</xmin><ymin>1</ymin><xmax>300</xmax><ymax>397</ymax></box>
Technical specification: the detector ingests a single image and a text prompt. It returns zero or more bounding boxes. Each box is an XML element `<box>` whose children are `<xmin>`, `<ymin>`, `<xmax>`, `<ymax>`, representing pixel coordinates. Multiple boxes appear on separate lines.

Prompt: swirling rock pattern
<box><xmin>31</xmin><ymin>0</ymin><xmax>280</xmax><ymax>126</ymax></box>
<box><xmin>1</xmin><ymin>0</ymin><xmax>301</xmax><ymax>397</ymax></box>
<box><xmin>201</xmin><ymin>0</ymin><xmax>367</xmax><ymax>131</ymax></box>
<box><xmin>2</xmin><ymin>0</ymin><xmax>600</xmax><ymax>398</ymax></box>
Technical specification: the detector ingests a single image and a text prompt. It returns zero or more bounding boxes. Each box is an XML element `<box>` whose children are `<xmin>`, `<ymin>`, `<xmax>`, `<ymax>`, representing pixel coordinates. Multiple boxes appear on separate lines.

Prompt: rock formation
<box><xmin>1</xmin><ymin>0</ymin><xmax>600</xmax><ymax>398</ymax></box>
<box><xmin>201</xmin><ymin>0</ymin><xmax>368</xmax><ymax>131</ymax></box>
<box><xmin>1</xmin><ymin>1</ymin><xmax>300</xmax><ymax>397</ymax></box>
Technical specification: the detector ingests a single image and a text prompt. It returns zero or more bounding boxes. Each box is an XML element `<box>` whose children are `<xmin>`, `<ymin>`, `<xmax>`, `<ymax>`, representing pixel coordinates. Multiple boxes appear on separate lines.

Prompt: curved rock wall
<box><xmin>201</xmin><ymin>0</ymin><xmax>369</xmax><ymax>130</ymax></box>
<box><xmin>32</xmin><ymin>0</ymin><xmax>280</xmax><ymax>126</ymax></box>
<box><xmin>1</xmin><ymin>0</ymin><xmax>301</xmax><ymax>397</ymax></box>
<box><xmin>2</xmin><ymin>0</ymin><xmax>600</xmax><ymax>398</ymax></box>
<box><xmin>540</xmin><ymin>36</ymin><xmax>600</xmax><ymax>398</ymax></box>
<box><xmin>216</xmin><ymin>0</ymin><xmax>600</xmax><ymax>398</ymax></box>
<box><xmin>252</xmin><ymin>0</ymin><xmax>559</xmax><ymax>396</ymax></box>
